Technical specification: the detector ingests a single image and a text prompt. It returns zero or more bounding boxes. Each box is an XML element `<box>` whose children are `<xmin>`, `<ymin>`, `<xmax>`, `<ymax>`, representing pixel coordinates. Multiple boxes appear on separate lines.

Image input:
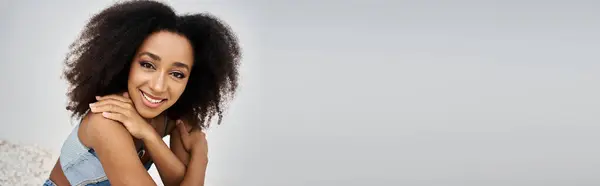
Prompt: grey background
<box><xmin>1</xmin><ymin>0</ymin><xmax>599</xmax><ymax>185</ymax></box>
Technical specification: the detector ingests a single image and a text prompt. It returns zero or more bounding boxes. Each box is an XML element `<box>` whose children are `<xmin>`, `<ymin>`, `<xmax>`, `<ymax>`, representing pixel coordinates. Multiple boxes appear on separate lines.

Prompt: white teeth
<box><xmin>142</xmin><ymin>92</ymin><xmax>163</xmax><ymax>103</ymax></box>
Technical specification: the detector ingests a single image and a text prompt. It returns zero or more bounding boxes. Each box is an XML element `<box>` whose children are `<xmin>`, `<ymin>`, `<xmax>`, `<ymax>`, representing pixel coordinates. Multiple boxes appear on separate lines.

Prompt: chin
<box><xmin>136</xmin><ymin>108</ymin><xmax>162</xmax><ymax>119</ymax></box>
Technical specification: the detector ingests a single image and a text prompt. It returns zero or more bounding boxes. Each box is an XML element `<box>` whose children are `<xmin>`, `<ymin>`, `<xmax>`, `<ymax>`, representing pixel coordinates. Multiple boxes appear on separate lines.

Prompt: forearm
<box><xmin>143</xmin><ymin>131</ymin><xmax>186</xmax><ymax>185</ymax></box>
<box><xmin>180</xmin><ymin>148</ymin><xmax>208</xmax><ymax>186</ymax></box>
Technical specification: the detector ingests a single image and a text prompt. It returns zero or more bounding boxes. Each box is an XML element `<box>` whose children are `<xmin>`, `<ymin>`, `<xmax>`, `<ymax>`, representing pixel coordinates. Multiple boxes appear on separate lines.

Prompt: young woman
<box><xmin>44</xmin><ymin>1</ymin><xmax>241</xmax><ymax>185</ymax></box>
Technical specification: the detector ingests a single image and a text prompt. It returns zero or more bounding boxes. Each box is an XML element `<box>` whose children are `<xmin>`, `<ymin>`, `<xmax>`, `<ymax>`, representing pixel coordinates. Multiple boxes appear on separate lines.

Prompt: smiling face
<box><xmin>127</xmin><ymin>31</ymin><xmax>194</xmax><ymax>119</ymax></box>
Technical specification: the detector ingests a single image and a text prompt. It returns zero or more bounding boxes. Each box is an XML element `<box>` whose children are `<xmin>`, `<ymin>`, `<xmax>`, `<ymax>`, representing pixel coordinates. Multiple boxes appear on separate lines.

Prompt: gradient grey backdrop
<box><xmin>1</xmin><ymin>0</ymin><xmax>599</xmax><ymax>185</ymax></box>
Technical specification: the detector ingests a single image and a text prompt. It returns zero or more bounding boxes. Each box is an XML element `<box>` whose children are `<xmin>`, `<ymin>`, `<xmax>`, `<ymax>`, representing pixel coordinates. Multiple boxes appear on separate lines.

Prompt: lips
<box><xmin>139</xmin><ymin>90</ymin><xmax>166</xmax><ymax>108</ymax></box>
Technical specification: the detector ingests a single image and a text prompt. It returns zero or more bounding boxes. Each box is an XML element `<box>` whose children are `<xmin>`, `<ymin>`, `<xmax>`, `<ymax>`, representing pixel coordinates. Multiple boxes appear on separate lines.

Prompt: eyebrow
<box><xmin>139</xmin><ymin>52</ymin><xmax>161</xmax><ymax>61</ymax></box>
<box><xmin>173</xmin><ymin>62</ymin><xmax>191</xmax><ymax>71</ymax></box>
<box><xmin>139</xmin><ymin>52</ymin><xmax>191</xmax><ymax>71</ymax></box>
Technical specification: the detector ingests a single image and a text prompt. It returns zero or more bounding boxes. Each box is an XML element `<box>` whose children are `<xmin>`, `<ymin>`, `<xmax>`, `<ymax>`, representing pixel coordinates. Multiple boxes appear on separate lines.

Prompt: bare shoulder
<box><xmin>78</xmin><ymin>112</ymin><xmax>131</xmax><ymax>149</ymax></box>
<box><xmin>77</xmin><ymin>113</ymin><xmax>156</xmax><ymax>185</ymax></box>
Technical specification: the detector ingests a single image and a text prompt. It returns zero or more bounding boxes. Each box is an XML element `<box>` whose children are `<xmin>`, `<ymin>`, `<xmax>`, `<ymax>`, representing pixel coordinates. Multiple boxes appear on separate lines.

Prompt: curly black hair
<box><xmin>62</xmin><ymin>0</ymin><xmax>241</xmax><ymax>129</ymax></box>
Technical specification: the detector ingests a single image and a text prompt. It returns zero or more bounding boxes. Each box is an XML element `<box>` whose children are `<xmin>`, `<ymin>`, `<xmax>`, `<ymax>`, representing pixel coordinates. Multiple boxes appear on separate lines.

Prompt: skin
<box><xmin>49</xmin><ymin>31</ymin><xmax>209</xmax><ymax>186</ymax></box>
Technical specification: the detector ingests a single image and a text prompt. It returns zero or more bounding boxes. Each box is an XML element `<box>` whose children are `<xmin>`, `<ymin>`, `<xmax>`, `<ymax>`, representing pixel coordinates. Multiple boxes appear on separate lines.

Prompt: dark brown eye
<box><xmin>140</xmin><ymin>61</ymin><xmax>155</xmax><ymax>69</ymax></box>
<box><xmin>171</xmin><ymin>72</ymin><xmax>185</xmax><ymax>79</ymax></box>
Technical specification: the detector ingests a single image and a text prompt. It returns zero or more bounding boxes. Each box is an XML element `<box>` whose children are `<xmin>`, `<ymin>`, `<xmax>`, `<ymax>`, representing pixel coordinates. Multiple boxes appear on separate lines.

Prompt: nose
<box><xmin>149</xmin><ymin>72</ymin><xmax>167</xmax><ymax>93</ymax></box>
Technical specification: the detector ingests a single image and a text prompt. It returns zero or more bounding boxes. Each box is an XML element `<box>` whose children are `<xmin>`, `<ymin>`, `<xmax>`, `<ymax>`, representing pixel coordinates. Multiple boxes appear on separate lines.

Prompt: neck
<box><xmin>145</xmin><ymin>113</ymin><xmax>164</xmax><ymax>126</ymax></box>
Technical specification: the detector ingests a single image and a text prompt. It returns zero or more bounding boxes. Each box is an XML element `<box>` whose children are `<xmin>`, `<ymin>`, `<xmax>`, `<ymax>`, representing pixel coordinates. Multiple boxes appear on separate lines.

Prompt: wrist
<box><xmin>141</xmin><ymin>127</ymin><xmax>160</xmax><ymax>142</ymax></box>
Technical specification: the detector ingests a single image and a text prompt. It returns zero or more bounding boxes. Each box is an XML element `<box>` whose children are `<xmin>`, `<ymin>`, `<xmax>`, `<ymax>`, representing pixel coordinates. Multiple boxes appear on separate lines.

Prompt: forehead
<box><xmin>137</xmin><ymin>31</ymin><xmax>194</xmax><ymax>66</ymax></box>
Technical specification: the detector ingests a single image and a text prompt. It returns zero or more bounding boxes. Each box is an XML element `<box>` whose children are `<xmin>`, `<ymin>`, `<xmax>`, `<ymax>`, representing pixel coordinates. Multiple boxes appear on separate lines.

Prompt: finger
<box><xmin>101</xmin><ymin>112</ymin><xmax>127</xmax><ymax>124</ymax></box>
<box><xmin>89</xmin><ymin>101</ymin><xmax>130</xmax><ymax>115</ymax></box>
<box><xmin>96</xmin><ymin>94</ymin><xmax>132</xmax><ymax>103</ymax></box>
<box><xmin>90</xmin><ymin>99</ymin><xmax>133</xmax><ymax>111</ymax></box>
<box><xmin>176</xmin><ymin>120</ymin><xmax>192</xmax><ymax>148</ymax></box>
<box><xmin>177</xmin><ymin>120</ymin><xmax>189</xmax><ymax>136</ymax></box>
<box><xmin>96</xmin><ymin>94</ymin><xmax>132</xmax><ymax>104</ymax></box>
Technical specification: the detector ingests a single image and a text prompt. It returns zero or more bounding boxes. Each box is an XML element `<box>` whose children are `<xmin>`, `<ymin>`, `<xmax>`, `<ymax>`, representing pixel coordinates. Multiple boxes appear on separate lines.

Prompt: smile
<box><xmin>140</xmin><ymin>90</ymin><xmax>166</xmax><ymax>108</ymax></box>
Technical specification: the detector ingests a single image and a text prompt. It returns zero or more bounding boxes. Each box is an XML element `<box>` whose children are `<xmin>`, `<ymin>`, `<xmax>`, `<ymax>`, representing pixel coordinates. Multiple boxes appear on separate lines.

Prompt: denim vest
<box><xmin>45</xmin><ymin>116</ymin><xmax>168</xmax><ymax>186</ymax></box>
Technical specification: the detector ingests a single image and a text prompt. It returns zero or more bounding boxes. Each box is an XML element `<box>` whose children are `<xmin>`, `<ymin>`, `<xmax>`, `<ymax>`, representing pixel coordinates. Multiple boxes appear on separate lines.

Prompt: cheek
<box><xmin>170</xmin><ymin>82</ymin><xmax>188</xmax><ymax>100</ymax></box>
<box><xmin>128</xmin><ymin>67</ymin><xmax>153</xmax><ymax>87</ymax></box>
<box><xmin>173</xmin><ymin>86</ymin><xmax>186</xmax><ymax>98</ymax></box>
<box><xmin>127</xmin><ymin>65</ymin><xmax>142</xmax><ymax>85</ymax></box>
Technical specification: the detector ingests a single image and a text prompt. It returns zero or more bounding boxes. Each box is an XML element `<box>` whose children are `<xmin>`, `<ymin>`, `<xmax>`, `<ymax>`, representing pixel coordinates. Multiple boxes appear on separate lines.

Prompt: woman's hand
<box><xmin>89</xmin><ymin>92</ymin><xmax>155</xmax><ymax>140</ymax></box>
<box><xmin>176</xmin><ymin>120</ymin><xmax>208</xmax><ymax>163</ymax></box>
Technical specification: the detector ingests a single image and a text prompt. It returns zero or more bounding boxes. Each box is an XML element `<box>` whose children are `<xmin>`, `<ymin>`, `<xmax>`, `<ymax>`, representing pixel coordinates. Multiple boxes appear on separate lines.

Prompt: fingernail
<box><xmin>95</xmin><ymin>96</ymin><xmax>100</xmax><ymax>100</ymax></box>
<box><xmin>102</xmin><ymin>112</ymin><xmax>108</xmax><ymax>117</ymax></box>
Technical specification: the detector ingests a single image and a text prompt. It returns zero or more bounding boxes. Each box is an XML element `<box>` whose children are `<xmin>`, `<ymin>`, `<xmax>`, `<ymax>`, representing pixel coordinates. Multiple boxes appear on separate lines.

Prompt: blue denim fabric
<box><xmin>50</xmin><ymin>123</ymin><xmax>155</xmax><ymax>186</ymax></box>
<box><xmin>43</xmin><ymin>179</ymin><xmax>57</xmax><ymax>186</ymax></box>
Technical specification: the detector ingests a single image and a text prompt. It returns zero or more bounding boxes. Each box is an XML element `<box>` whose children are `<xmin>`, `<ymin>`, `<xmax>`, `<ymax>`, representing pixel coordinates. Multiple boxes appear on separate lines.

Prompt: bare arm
<box><xmin>83</xmin><ymin>113</ymin><xmax>157</xmax><ymax>186</ymax></box>
<box><xmin>180</xmin><ymin>147</ymin><xmax>208</xmax><ymax>186</ymax></box>
<box><xmin>169</xmin><ymin>120</ymin><xmax>191</xmax><ymax>165</ymax></box>
<box><xmin>141</xmin><ymin>122</ymin><xmax>187</xmax><ymax>185</ymax></box>
<box><xmin>89</xmin><ymin>94</ymin><xmax>205</xmax><ymax>185</ymax></box>
<box><xmin>145</xmin><ymin>120</ymin><xmax>207</xmax><ymax>186</ymax></box>
<box><xmin>175</xmin><ymin>121</ymin><xmax>209</xmax><ymax>186</ymax></box>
